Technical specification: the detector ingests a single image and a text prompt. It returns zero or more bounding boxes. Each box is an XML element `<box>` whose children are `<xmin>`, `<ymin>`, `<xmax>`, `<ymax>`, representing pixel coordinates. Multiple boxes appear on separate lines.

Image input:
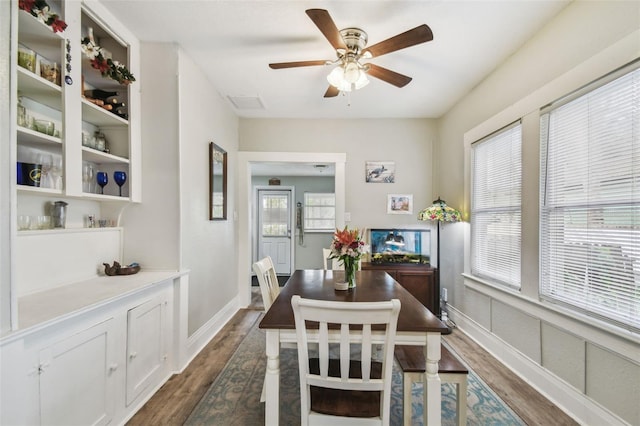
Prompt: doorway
<box><xmin>256</xmin><ymin>187</ymin><xmax>294</xmax><ymax>275</ymax></box>
<box><xmin>238</xmin><ymin>151</ymin><xmax>347</xmax><ymax>308</ymax></box>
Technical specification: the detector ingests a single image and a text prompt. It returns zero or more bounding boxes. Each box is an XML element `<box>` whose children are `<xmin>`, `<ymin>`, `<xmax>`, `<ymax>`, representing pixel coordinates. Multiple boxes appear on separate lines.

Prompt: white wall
<box><xmin>436</xmin><ymin>1</ymin><xmax>640</xmax><ymax>424</ymax></box>
<box><xmin>1</xmin><ymin>0</ymin><xmax>14</xmax><ymax>332</ymax></box>
<box><xmin>177</xmin><ymin>49</ymin><xmax>239</xmax><ymax>335</ymax></box>
<box><xmin>122</xmin><ymin>43</ymin><xmax>239</xmax><ymax>337</ymax></box>
<box><xmin>121</xmin><ymin>43</ymin><xmax>181</xmax><ymax>271</ymax></box>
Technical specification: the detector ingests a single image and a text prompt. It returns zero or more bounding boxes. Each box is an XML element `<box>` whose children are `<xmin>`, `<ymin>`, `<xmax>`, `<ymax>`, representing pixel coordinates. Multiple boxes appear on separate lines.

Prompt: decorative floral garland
<box><xmin>81</xmin><ymin>29</ymin><xmax>136</xmax><ymax>85</ymax></box>
<box><xmin>19</xmin><ymin>0</ymin><xmax>68</xmax><ymax>33</ymax></box>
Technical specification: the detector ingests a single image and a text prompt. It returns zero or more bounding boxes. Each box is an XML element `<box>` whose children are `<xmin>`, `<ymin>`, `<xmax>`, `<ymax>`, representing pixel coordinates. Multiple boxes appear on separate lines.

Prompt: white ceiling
<box><xmin>100</xmin><ymin>0</ymin><xmax>570</xmax><ymax>120</ymax></box>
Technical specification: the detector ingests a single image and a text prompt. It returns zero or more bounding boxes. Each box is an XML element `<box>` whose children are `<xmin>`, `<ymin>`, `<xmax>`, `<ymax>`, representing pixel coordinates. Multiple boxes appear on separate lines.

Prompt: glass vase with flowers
<box><xmin>329</xmin><ymin>226</ymin><xmax>369</xmax><ymax>290</ymax></box>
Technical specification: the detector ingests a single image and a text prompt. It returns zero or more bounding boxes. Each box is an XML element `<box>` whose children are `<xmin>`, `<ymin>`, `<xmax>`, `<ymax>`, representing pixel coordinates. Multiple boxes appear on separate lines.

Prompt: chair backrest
<box><xmin>252</xmin><ymin>256</ymin><xmax>279</xmax><ymax>311</ymax></box>
<box><xmin>322</xmin><ymin>248</ymin><xmax>332</xmax><ymax>270</ymax></box>
<box><xmin>323</xmin><ymin>248</ymin><xmax>362</xmax><ymax>271</ymax></box>
<box><xmin>291</xmin><ymin>295</ymin><xmax>401</xmax><ymax>425</ymax></box>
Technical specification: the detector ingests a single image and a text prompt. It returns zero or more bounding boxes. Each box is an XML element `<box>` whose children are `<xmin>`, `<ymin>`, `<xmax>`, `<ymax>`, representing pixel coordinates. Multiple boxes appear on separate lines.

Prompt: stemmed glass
<box><xmin>96</xmin><ymin>171</ymin><xmax>108</xmax><ymax>194</ymax></box>
<box><xmin>51</xmin><ymin>156</ymin><xmax>62</xmax><ymax>190</ymax></box>
<box><xmin>113</xmin><ymin>171</ymin><xmax>127</xmax><ymax>197</ymax></box>
<box><xmin>37</xmin><ymin>153</ymin><xmax>53</xmax><ymax>188</ymax></box>
<box><xmin>82</xmin><ymin>162</ymin><xmax>94</xmax><ymax>193</ymax></box>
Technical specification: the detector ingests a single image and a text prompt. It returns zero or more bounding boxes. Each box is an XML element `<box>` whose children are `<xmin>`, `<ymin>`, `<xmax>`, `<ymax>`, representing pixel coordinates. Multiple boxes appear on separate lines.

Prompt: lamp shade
<box><xmin>327</xmin><ymin>64</ymin><xmax>369</xmax><ymax>92</ymax></box>
<box><xmin>418</xmin><ymin>197</ymin><xmax>462</xmax><ymax>223</ymax></box>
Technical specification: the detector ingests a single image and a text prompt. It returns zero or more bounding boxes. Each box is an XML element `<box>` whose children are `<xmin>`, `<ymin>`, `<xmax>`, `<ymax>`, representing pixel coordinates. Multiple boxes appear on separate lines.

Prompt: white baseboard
<box><xmin>448</xmin><ymin>306</ymin><xmax>627</xmax><ymax>426</ymax></box>
<box><xmin>181</xmin><ymin>296</ymin><xmax>240</xmax><ymax>371</ymax></box>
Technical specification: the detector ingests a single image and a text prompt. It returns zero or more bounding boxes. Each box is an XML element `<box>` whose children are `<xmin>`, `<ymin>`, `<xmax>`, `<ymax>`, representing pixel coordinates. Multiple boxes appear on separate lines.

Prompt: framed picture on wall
<box><xmin>387</xmin><ymin>194</ymin><xmax>413</xmax><ymax>214</ymax></box>
<box><xmin>365</xmin><ymin>161</ymin><xmax>395</xmax><ymax>183</ymax></box>
<box><xmin>209</xmin><ymin>142</ymin><xmax>228</xmax><ymax>220</ymax></box>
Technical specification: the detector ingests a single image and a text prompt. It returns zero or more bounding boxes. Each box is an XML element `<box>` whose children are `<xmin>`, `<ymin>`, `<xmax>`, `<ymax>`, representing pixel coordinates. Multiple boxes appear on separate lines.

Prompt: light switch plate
<box><xmin>344</xmin><ymin>212</ymin><xmax>351</xmax><ymax>222</ymax></box>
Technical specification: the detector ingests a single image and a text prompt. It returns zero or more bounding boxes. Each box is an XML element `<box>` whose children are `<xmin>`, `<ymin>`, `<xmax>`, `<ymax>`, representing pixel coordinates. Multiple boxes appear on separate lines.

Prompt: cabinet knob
<box><xmin>109</xmin><ymin>363</ymin><xmax>119</xmax><ymax>372</ymax></box>
<box><xmin>129</xmin><ymin>351</ymin><xmax>137</xmax><ymax>359</ymax></box>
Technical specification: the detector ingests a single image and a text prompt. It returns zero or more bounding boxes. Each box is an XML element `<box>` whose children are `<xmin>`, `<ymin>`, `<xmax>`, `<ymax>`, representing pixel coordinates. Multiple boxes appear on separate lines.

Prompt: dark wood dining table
<box><xmin>259</xmin><ymin>269</ymin><xmax>448</xmax><ymax>425</ymax></box>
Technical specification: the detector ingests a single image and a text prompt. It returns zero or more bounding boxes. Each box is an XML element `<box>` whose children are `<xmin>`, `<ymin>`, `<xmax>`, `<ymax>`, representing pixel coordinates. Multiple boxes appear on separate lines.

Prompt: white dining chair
<box><xmin>323</xmin><ymin>248</ymin><xmax>362</xmax><ymax>271</ymax></box>
<box><xmin>322</xmin><ymin>248</ymin><xmax>333</xmax><ymax>270</ymax></box>
<box><xmin>291</xmin><ymin>295</ymin><xmax>401</xmax><ymax>426</ymax></box>
<box><xmin>253</xmin><ymin>256</ymin><xmax>285</xmax><ymax>403</ymax></box>
<box><xmin>252</xmin><ymin>256</ymin><xmax>280</xmax><ymax>310</ymax></box>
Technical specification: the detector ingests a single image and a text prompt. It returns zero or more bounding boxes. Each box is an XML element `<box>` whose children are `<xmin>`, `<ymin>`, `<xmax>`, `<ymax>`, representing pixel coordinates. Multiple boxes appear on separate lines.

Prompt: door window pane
<box><xmin>262</xmin><ymin>194</ymin><xmax>288</xmax><ymax>236</ymax></box>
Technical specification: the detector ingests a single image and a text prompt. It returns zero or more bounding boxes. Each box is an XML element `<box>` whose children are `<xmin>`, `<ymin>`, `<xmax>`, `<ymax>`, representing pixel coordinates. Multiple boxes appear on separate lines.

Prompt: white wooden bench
<box><xmin>395</xmin><ymin>344</ymin><xmax>469</xmax><ymax>426</ymax></box>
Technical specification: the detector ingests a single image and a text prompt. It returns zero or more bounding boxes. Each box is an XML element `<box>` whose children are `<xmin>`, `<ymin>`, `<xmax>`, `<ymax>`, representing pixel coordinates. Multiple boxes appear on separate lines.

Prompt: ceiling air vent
<box><xmin>227</xmin><ymin>95</ymin><xmax>265</xmax><ymax>110</ymax></box>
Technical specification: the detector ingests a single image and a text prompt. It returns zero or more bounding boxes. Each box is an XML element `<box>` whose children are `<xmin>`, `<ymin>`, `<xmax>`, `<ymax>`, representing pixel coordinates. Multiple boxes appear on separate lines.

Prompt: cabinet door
<box><xmin>39</xmin><ymin>319</ymin><xmax>116</xmax><ymax>426</ymax></box>
<box><xmin>396</xmin><ymin>269</ymin><xmax>437</xmax><ymax>314</ymax></box>
<box><xmin>126</xmin><ymin>296</ymin><xmax>167</xmax><ymax>405</ymax></box>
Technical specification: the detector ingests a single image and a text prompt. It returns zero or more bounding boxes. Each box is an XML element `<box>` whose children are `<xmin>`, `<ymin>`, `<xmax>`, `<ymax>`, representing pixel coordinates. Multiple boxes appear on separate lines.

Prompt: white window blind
<box><xmin>261</xmin><ymin>193</ymin><xmax>289</xmax><ymax>236</ymax></box>
<box><xmin>471</xmin><ymin>123</ymin><xmax>522</xmax><ymax>288</ymax></box>
<box><xmin>304</xmin><ymin>193</ymin><xmax>335</xmax><ymax>232</ymax></box>
<box><xmin>540</xmin><ymin>64</ymin><xmax>640</xmax><ymax>331</ymax></box>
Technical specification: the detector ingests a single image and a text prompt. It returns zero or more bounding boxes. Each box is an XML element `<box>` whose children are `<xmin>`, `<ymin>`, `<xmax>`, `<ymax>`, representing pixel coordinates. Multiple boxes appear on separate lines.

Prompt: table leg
<box><xmin>424</xmin><ymin>332</ymin><xmax>442</xmax><ymax>425</ymax></box>
<box><xmin>264</xmin><ymin>330</ymin><xmax>280</xmax><ymax>426</ymax></box>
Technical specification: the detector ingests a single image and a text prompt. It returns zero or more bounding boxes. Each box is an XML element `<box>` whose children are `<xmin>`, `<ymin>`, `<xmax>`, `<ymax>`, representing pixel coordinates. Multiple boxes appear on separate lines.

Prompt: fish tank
<box><xmin>369</xmin><ymin>229</ymin><xmax>431</xmax><ymax>265</ymax></box>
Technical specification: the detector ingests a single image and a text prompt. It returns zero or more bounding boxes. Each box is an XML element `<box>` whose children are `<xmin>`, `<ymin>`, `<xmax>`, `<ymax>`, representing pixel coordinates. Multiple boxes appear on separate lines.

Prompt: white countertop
<box><xmin>2</xmin><ymin>270</ymin><xmax>185</xmax><ymax>342</ymax></box>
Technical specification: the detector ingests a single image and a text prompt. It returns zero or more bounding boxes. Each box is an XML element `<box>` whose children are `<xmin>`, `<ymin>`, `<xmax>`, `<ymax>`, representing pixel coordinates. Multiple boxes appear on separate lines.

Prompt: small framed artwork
<box><xmin>209</xmin><ymin>142</ymin><xmax>228</xmax><ymax>220</ymax></box>
<box><xmin>365</xmin><ymin>161</ymin><xmax>395</xmax><ymax>183</ymax></box>
<box><xmin>387</xmin><ymin>194</ymin><xmax>413</xmax><ymax>214</ymax></box>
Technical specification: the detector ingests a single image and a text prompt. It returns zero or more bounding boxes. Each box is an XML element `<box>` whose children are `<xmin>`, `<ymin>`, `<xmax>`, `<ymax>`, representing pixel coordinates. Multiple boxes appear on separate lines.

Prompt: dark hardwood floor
<box><xmin>127</xmin><ymin>289</ymin><xmax>578</xmax><ymax>425</ymax></box>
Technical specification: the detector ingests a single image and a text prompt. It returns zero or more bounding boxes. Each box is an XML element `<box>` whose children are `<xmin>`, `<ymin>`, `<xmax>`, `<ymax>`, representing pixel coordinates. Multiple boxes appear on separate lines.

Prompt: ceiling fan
<box><xmin>269</xmin><ymin>9</ymin><xmax>433</xmax><ymax>98</ymax></box>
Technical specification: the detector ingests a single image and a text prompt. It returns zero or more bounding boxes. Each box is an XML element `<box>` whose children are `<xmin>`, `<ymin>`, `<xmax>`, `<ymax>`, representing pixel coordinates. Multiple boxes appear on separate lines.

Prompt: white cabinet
<box><xmin>0</xmin><ymin>274</ymin><xmax>180</xmax><ymax>426</ymax></box>
<box><xmin>38</xmin><ymin>319</ymin><xmax>117</xmax><ymax>426</ymax></box>
<box><xmin>1</xmin><ymin>318</ymin><xmax>118</xmax><ymax>426</ymax></box>
<box><xmin>126</xmin><ymin>295</ymin><xmax>169</xmax><ymax>406</ymax></box>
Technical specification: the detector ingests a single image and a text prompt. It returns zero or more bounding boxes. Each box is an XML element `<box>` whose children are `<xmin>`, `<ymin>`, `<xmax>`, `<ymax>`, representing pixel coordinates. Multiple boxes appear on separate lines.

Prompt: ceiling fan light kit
<box><xmin>269</xmin><ymin>9</ymin><xmax>433</xmax><ymax>98</ymax></box>
<box><xmin>326</xmin><ymin>61</ymin><xmax>369</xmax><ymax>92</ymax></box>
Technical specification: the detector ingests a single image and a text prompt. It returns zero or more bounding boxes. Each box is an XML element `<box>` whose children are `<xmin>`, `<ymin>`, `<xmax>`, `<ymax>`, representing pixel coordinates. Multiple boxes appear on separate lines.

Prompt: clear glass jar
<box><xmin>94</xmin><ymin>131</ymin><xmax>106</xmax><ymax>152</ymax></box>
<box><xmin>17</xmin><ymin>97</ymin><xmax>26</xmax><ymax>127</ymax></box>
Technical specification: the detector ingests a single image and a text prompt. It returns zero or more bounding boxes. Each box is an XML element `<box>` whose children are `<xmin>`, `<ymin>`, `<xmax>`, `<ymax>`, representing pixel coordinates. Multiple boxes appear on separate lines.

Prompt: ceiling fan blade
<box><xmin>364</xmin><ymin>24</ymin><xmax>433</xmax><ymax>58</ymax></box>
<box><xmin>269</xmin><ymin>60</ymin><xmax>327</xmax><ymax>69</ymax></box>
<box><xmin>324</xmin><ymin>86</ymin><xmax>340</xmax><ymax>98</ymax></box>
<box><xmin>366</xmin><ymin>64</ymin><xmax>412</xmax><ymax>88</ymax></box>
<box><xmin>306</xmin><ymin>9</ymin><xmax>347</xmax><ymax>50</ymax></box>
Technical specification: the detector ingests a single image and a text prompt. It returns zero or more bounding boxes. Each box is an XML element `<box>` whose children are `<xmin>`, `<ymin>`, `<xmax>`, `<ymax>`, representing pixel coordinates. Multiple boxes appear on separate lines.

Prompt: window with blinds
<box><xmin>471</xmin><ymin>123</ymin><xmax>522</xmax><ymax>289</ymax></box>
<box><xmin>540</xmin><ymin>64</ymin><xmax>640</xmax><ymax>331</ymax></box>
<box><xmin>304</xmin><ymin>193</ymin><xmax>335</xmax><ymax>232</ymax></box>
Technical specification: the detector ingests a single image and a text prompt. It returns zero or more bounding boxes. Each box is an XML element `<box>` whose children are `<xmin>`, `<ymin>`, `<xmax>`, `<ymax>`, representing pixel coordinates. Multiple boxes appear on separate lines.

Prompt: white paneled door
<box><xmin>257</xmin><ymin>189</ymin><xmax>292</xmax><ymax>275</ymax></box>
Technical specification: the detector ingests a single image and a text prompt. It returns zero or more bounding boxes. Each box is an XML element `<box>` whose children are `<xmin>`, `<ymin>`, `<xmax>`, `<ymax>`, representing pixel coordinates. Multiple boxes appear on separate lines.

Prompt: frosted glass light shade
<box><xmin>327</xmin><ymin>65</ymin><xmax>369</xmax><ymax>92</ymax></box>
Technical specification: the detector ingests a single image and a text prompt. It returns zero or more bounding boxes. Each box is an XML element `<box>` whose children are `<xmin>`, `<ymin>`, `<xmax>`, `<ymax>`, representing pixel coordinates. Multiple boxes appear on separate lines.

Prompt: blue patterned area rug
<box><xmin>186</xmin><ymin>323</ymin><xmax>525</xmax><ymax>425</ymax></box>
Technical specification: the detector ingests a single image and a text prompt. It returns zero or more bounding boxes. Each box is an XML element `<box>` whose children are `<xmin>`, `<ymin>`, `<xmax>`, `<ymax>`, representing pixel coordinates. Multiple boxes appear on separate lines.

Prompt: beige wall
<box><xmin>436</xmin><ymin>1</ymin><xmax>640</xmax><ymax>424</ymax></box>
<box><xmin>240</xmin><ymin>118</ymin><xmax>438</xmax><ymax>232</ymax></box>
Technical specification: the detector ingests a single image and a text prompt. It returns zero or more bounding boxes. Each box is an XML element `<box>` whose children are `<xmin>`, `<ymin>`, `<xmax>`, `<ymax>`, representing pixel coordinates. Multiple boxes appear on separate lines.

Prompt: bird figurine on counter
<box><xmin>103</xmin><ymin>261</ymin><xmax>140</xmax><ymax>276</ymax></box>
